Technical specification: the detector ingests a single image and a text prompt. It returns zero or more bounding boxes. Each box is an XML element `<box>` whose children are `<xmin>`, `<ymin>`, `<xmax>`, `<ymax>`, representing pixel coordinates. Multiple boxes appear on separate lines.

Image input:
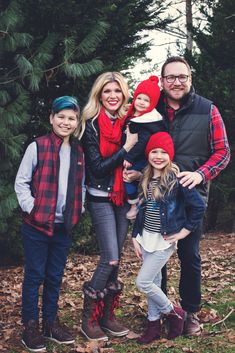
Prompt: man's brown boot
<box><xmin>183</xmin><ymin>312</ymin><xmax>202</xmax><ymax>336</ymax></box>
<box><xmin>80</xmin><ymin>282</ymin><xmax>108</xmax><ymax>341</ymax></box>
<box><xmin>100</xmin><ymin>281</ymin><xmax>129</xmax><ymax>337</ymax></box>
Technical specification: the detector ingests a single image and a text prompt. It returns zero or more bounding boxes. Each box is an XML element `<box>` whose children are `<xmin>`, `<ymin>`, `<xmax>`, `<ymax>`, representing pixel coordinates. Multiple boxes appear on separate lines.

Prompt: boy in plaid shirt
<box><xmin>15</xmin><ymin>96</ymin><xmax>84</xmax><ymax>352</ymax></box>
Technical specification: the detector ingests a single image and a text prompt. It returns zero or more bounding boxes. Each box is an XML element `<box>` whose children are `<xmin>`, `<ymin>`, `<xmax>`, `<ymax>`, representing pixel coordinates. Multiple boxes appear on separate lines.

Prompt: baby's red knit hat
<box><xmin>145</xmin><ymin>132</ymin><xmax>175</xmax><ymax>161</ymax></box>
<box><xmin>126</xmin><ymin>75</ymin><xmax>160</xmax><ymax>117</ymax></box>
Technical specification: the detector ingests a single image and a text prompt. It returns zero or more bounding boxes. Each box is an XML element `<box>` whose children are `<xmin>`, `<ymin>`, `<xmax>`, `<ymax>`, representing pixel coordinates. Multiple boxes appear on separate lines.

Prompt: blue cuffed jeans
<box><xmin>21</xmin><ymin>222</ymin><xmax>72</xmax><ymax>324</ymax></box>
<box><xmin>136</xmin><ymin>245</ymin><xmax>175</xmax><ymax>321</ymax></box>
<box><xmin>87</xmin><ymin>200</ymin><xmax>130</xmax><ymax>290</ymax></box>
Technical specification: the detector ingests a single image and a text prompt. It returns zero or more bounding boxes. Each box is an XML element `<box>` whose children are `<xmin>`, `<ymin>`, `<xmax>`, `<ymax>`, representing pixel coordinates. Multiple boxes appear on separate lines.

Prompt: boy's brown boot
<box><xmin>22</xmin><ymin>319</ymin><xmax>46</xmax><ymax>352</ymax></box>
<box><xmin>137</xmin><ymin>319</ymin><xmax>161</xmax><ymax>344</ymax></box>
<box><xmin>100</xmin><ymin>281</ymin><xmax>129</xmax><ymax>337</ymax></box>
<box><xmin>166</xmin><ymin>305</ymin><xmax>186</xmax><ymax>340</ymax></box>
<box><xmin>43</xmin><ymin>317</ymin><xmax>75</xmax><ymax>344</ymax></box>
<box><xmin>81</xmin><ymin>282</ymin><xmax>108</xmax><ymax>341</ymax></box>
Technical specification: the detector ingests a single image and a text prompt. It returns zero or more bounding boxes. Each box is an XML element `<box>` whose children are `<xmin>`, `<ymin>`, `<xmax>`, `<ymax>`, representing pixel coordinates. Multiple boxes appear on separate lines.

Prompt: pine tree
<box><xmin>188</xmin><ymin>0</ymin><xmax>235</xmax><ymax>231</ymax></box>
<box><xmin>0</xmin><ymin>1</ymin><xmax>108</xmax><ymax>261</ymax></box>
<box><xmin>0</xmin><ymin>0</ymin><xmax>174</xmax><ymax>262</ymax></box>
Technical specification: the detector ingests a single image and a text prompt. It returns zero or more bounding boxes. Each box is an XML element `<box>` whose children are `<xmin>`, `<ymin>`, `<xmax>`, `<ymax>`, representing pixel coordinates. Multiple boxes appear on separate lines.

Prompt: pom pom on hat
<box><xmin>126</xmin><ymin>75</ymin><xmax>161</xmax><ymax>117</ymax></box>
<box><xmin>145</xmin><ymin>132</ymin><xmax>175</xmax><ymax>161</ymax></box>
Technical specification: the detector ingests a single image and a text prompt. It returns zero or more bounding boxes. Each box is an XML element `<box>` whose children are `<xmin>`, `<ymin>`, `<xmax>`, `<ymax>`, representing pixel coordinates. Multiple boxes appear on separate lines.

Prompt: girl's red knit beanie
<box><xmin>145</xmin><ymin>132</ymin><xmax>175</xmax><ymax>161</ymax></box>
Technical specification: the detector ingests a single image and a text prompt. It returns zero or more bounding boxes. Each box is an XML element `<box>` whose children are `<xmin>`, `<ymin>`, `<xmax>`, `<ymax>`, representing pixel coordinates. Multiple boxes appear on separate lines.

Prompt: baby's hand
<box><xmin>123</xmin><ymin>160</ymin><xmax>132</xmax><ymax>169</ymax></box>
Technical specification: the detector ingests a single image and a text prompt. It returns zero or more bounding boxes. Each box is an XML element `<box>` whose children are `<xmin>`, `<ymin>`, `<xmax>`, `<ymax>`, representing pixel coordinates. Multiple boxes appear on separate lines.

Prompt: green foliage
<box><xmin>0</xmin><ymin>0</ymin><xmax>173</xmax><ymax>263</ymax></box>
<box><xmin>187</xmin><ymin>0</ymin><xmax>235</xmax><ymax>231</ymax></box>
<box><xmin>71</xmin><ymin>211</ymin><xmax>98</xmax><ymax>255</ymax></box>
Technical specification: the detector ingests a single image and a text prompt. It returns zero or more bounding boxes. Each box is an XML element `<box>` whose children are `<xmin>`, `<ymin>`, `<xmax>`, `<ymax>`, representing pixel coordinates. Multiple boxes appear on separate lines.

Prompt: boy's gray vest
<box><xmin>158</xmin><ymin>90</ymin><xmax>212</xmax><ymax>200</ymax></box>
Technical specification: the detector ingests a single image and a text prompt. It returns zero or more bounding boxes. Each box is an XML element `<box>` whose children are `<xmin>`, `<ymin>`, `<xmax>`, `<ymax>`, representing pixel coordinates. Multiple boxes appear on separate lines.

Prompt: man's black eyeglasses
<box><xmin>163</xmin><ymin>75</ymin><xmax>189</xmax><ymax>83</ymax></box>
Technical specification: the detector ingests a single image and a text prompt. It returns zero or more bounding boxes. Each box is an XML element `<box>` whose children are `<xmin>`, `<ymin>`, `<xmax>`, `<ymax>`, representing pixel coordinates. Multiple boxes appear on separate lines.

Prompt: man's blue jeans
<box><xmin>21</xmin><ymin>223</ymin><xmax>72</xmax><ymax>324</ymax></box>
<box><xmin>177</xmin><ymin>223</ymin><xmax>202</xmax><ymax>313</ymax></box>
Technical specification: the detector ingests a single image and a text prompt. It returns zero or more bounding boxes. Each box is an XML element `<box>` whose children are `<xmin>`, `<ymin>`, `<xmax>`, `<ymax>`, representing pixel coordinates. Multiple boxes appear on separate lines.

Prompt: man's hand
<box><xmin>178</xmin><ymin>171</ymin><xmax>203</xmax><ymax>189</ymax></box>
<box><xmin>132</xmin><ymin>238</ymin><xmax>143</xmax><ymax>260</ymax></box>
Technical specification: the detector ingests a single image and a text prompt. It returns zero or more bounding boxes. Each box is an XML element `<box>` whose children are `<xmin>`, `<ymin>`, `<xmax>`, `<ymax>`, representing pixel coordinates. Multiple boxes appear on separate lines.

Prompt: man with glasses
<box><xmin>124</xmin><ymin>56</ymin><xmax>230</xmax><ymax>335</ymax></box>
<box><xmin>157</xmin><ymin>56</ymin><xmax>230</xmax><ymax>336</ymax></box>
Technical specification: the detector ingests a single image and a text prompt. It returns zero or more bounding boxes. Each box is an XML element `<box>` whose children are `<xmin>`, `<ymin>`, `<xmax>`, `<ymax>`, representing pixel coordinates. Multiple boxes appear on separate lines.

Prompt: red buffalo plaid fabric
<box><xmin>23</xmin><ymin>132</ymin><xmax>83</xmax><ymax>236</ymax></box>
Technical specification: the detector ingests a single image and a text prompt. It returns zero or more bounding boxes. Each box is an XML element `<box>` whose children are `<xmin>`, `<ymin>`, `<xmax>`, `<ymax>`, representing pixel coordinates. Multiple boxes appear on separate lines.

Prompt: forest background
<box><xmin>0</xmin><ymin>0</ymin><xmax>234</xmax><ymax>265</ymax></box>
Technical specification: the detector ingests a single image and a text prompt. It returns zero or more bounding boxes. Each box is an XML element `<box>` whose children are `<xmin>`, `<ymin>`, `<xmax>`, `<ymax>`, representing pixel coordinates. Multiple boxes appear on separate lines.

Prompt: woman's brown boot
<box><xmin>80</xmin><ymin>282</ymin><xmax>108</xmax><ymax>341</ymax></box>
<box><xmin>100</xmin><ymin>281</ymin><xmax>129</xmax><ymax>337</ymax></box>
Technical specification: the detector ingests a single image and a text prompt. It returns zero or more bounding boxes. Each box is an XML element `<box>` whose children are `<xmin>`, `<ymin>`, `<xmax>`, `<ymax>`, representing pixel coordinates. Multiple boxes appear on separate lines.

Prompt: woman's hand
<box><xmin>163</xmin><ymin>228</ymin><xmax>190</xmax><ymax>244</ymax></box>
<box><xmin>123</xmin><ymin>125</ymin><xmax>138</xmax><ymax>152</ymax></box>
<box><xmin>132</xmin><ymin>238</ymin><xmax>143</xmax><ymax>260</ymax></box>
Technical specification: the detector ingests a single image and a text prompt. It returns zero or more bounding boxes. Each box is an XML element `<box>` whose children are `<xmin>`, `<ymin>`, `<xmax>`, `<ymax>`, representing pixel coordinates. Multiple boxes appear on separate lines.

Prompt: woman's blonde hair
<box><xmin>78</xmin><ymin>72</ymin><xmax>129</xmax><ymax>139</ymax></box>
<box><xmin>140</xmin><ymin>161</ymin><xmax>180</xmax><ymax>200</ymax></box>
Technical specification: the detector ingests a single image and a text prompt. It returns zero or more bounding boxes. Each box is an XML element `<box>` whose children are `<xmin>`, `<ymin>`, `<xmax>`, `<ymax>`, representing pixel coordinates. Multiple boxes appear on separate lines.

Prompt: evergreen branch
<box><xmin>64</xmin><ymin>59</ymin><xmax>104</xmax><ymax>79</ymax></box>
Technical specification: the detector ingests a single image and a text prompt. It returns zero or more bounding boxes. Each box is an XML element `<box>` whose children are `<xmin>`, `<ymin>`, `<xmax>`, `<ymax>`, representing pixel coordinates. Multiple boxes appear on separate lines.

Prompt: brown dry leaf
<box><xmin>75</xmin><ymin>345</ymin><xmax>89</xmax><ymax>353</ymax></box>
<box><xmin>182</xmin><ymin>348</ymin><xmax>197</xmax><ymax>353</ymax></box>
<box><xmin>199</xmin><ymin>308</ymin><xmax>219</xmax><ymax>323</ymax></box>
<box><xmin>126</xmin><ymin>330</ymin><xmax>139</xmax><ymax>339</ymax></box>
<box><xmin>99</xmin><ymin>348</ymin><xmax>115</xmax><ymax>353</ymax></box>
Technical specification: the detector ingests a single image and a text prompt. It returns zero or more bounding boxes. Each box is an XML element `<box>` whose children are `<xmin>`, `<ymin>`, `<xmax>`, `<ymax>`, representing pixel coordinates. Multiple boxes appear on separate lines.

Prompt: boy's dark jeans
<box><xmin>21</xmin><ymin>223</ymin><xmax>72</xmax><ymax>324</ymax></box>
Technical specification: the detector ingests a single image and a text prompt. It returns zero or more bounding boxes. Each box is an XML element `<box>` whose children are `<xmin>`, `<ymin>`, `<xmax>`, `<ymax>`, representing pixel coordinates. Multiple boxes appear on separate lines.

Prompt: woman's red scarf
<box><xmin>98</xmin><ymin>108</ymin><xmax>126</xmax><ymax>206</ymax></box>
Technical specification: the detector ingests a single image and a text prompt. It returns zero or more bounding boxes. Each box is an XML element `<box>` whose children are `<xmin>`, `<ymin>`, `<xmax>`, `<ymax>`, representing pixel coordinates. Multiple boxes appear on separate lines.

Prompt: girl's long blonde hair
<box><xmin>140</xmin><ymin>161</ymin><xmax>180</xmax><ymax>200</ymax></box>
<box><xmin>77</xmin><ymin>72</ymin><xmax>129</xmax><ymax>139</ymax></box>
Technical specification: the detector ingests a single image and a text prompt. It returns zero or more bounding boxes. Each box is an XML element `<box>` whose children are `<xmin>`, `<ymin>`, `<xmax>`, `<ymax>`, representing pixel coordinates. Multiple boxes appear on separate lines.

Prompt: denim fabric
<box><xmin>132</xmin><ymin>183</ymin><xmax>205</xmax><ymax>237</ymax></box>
<box><xmin>124</xmin><ymin>160</ymin><xmax>146</xmax><ymax>200</ymax></box>
<box><xmin>21</xmin><ymin>223</ymin><xmax>72</xmax><ymax>324</ymax></box>
<box><xmin>87</xmin><ymin>201</ymin><xmax>130</xmax><ymax>290</ymax></box>
<box><xmin>177</xmin><ymin>221</ymin><xmax>202</xmax><ymax>312</ymax></box>
<box><xmin>136</xmin><ymin>245</ymin><xmax>175</xmax><ymax>320</ymax></box>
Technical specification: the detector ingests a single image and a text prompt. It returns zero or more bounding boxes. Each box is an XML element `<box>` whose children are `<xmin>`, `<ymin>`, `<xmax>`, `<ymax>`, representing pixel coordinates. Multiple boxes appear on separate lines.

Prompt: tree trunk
<box><xmin>186</xmin><ymin>0</ymin><xmax>193</xmax><ymax>52</ymax></box>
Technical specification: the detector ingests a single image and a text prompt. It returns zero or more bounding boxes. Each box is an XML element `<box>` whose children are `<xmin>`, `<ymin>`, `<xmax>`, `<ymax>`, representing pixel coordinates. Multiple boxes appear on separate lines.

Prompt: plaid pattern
<box><xmin>23</xmin><ymin>132</ymin><xmax>83</xmax><ymax>236</ymax></box>
<box><xmin>167</xmin><ymin>104</ymin><xmax>230</xmax><ymax>182</ymax></box>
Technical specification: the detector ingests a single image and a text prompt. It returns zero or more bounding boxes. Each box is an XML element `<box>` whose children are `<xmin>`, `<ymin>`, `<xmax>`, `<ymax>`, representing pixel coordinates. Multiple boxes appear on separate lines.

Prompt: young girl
<box><xmin>123</xmin><ymin>76</ymin><xmax>166</xmax><ymax>220</ymax></box>
<box><xmin>132</xmin><ymin>132</ymin><xmax>205</xmax><ymax>343</ymax></box>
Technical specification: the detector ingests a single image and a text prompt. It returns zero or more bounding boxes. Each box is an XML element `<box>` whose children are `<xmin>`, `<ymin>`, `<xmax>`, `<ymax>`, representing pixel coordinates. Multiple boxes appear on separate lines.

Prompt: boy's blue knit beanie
<box><xmin>51</xmin><ymin>96</ymin><xmax>80</xmax><ymax>113</ymax></box>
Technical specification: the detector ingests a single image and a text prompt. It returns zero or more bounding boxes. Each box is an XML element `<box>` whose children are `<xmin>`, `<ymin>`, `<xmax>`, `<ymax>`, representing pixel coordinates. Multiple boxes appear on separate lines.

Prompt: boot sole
<box><xmin>21</xmin><ymin>339</ymin><xmax>46</xmax><ymax>352</ymax></box>
<box><xmin>44</xmin><ymin>336</ymin><xmax>75</xmax><ymax>344</ymax></box>
<box><xmin>80</xmin><ymin>327</ymin><xmax>108</xmax><ymax>341</ymax></box>
<box><xmin>101</xmin><ymin>327</ymin><xmax>129</xmax><ymax>337</ymax></box>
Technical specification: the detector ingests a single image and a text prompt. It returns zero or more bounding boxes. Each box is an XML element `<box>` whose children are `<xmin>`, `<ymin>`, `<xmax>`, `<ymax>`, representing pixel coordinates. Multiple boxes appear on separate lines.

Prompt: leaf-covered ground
<box><xmin>0</xmin><ymin>233</ymin><xmax>234</xmax><ymax>353</ymax></box>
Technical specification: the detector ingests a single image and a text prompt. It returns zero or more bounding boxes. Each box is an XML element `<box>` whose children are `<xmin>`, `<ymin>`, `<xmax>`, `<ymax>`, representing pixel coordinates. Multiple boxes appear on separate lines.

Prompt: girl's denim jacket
<box><xmin>132</xmin><ymin>182</ymin><xmax>206</xmax><ymax>238</ymax></box>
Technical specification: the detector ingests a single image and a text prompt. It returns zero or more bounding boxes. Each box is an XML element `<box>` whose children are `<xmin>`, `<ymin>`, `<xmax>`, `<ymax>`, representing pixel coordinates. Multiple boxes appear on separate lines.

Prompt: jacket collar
<box><xmin>158</xmin><ymin>86</ymin><xmax>196</xmax><ymax>114</ymax></box>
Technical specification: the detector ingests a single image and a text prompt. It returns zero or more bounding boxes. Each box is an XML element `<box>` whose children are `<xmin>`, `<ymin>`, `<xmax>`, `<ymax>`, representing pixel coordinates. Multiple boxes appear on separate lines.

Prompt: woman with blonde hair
<box><xmin>79</xmin><ymin>72</ymin><xmax>137</xmax><ymax>341</ymax></box>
